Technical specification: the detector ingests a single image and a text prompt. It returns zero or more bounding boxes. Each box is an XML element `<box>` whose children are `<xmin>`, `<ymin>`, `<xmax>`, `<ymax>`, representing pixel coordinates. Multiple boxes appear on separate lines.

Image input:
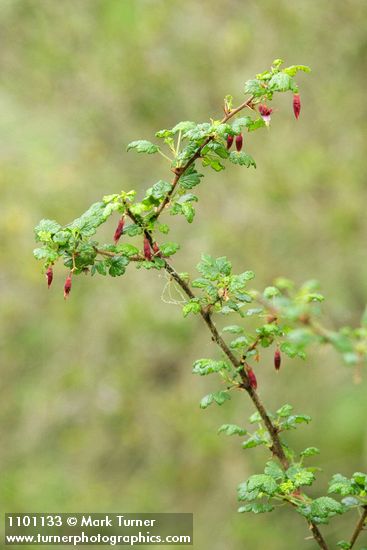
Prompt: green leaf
<box><xmin>213</xmin><ymin>391</ymin><xmax>231</xmax><ymax>405</ymax></box>
<box><xmin>229</xmin><ymin>336</ymin><xmax>250</xmax><ymax>349</ymax></box>
<box><xmin>238</xmin><ymin>503</ymin><xmax>274</xmax><ymax>514</ymax></box>
<box><xmin>272</xmin><ymin>58</ymin><xmax>284</xmax><ymax>69</ymax></box>
<box><xmin>107</xmin><ymin>255</ymin><xmax>129</xmax><ymax>277</ymax></box>
<box><xmin>197</xmin><ymin>255</ymin><xmax>232</xmax><ymax>280</ymax></box>
<box><xmin>68</xmin><ymin>201</ymin><xmax>110</xmax><ymax>237</ymax></box>
<box><xmin>127</xmin><ymin>140</ymin><xmax>160</xmax><ymax>154</ymax></box>
<box><xmin>229</xmin><ymin>151</ymin><xmax>256</xmax><ymax>168</ymax></box>
<box><xmin>286</xmin><ymin>465</ymin><xmax>315</xmax><ymax>488</ymax></box>
<box><xmin>34</xmin><ymin>219</ymin><xmax>62</xmax><ymax>242</ymax></box>
<box><xmin>256</xmin><ymin>324</ymin><xmax>282</xmax><ymax>338</ymax></box>
<box><xmin>352</xmin><ymin>472</ymin><xmax>367</xmax><ymax>488</ymax></box>
<box><xmin>218</xmin><ymin>424</ymin><xmax>247</xmax><ymax>436</ymax></box>
<box><xmin>246</xmin><ymin>308</ymin><xmax>264</xmax><ymax>316</ymax></box>
<box><xmin>304</xmin><ymin>292</ymin><xmax>325</xmax><ymax>303</ymax></box>
<box><xmin>192</xmin><ymin>358</ymin><xmax>230</xmax><ymax>376</ymax></box>
<box><xmin>247</xmin><ymin>118</ymin><xmax>266</xmax><ymax>132</ymax></box>
<box><xmin>249</xmin><ymin>411</ymin><xmax>262</xmax><ymax>424</ymax></box>
<box><xmin>237</xmin><ymin>482</ymin><xmax>259</xmax><ymax>502</ymax></box>
<box><xmin>283</xmin><ymin>65</ymin><xmax>311</xmax><ymax>77</ymax></box>
<box><xmin>180</xmin><ymin>166</ymin><xmax>203</xmax><ymax>189</ymax></box>
<box><xmin>116</xmin><ymin>243</ymin><xmax>140</xmax><ymax>257</ymax></box>
<box><xmin>199</xmin><ymin>394</ymin><xmax>214</xmax><ymax>409</ymax></box>
<box><xmin>146</xmin><ymin>180</ymin><xmax>172</xmax><ymax>200</ymax></box>
<box><xmin>125</xmin><ymin>223</ymin><xmax>143</xmax><ymax>237</ymax></box>
<box><xmin>182</xmin><ymin>300</ymin><xmax>201</xmax><ymax>317</ymax></box>
<box><xmin>310</xmin><ymin>496</ymin><xmax>344</xmax><ymax>521</ymax></box>
<box><xmin>282</xmin><ymin>414</ymin><xmax>311</xmax><ymax>430</ymax></box>
<box><xmin>301</xmin><ymin>447</ymin><xmax>320</xmax><ymax>458</ymax></box>
<box><xmin>336</xmin><ymin>541</ymin><xmax>351</xmax><ymax>550</ymax></box>
<box><xmin>244</xmin><ymin>79</ymin><xmax>265</xmax><ymax>97</ymax></box>
<box><xmin>52</xmin><ymin>230</ymin><xmax>71</xmax><ymax>245</ymax></box>
<box><xmin>341</xmin><ymin>497</ymin><xmax>360</xmax><ymax>507</ymax></box>
<box><xmin>181</xmin><ymin>202</ymin><xmax>195</xmax><ymax>223</ymax></box>
<box><xmin>202</xmin><ymin>141</ymin><xmax>229</xmax><ymax>160</ymax></box>
<box><xmin>231</xmin><ymin>116</ymin><xmax>252</xmax><ymax>134</ymax></box>
<box><xmin>223</xmin><ymin>325</ymin><xmax>244</xmax><ymax>334</ymax></box>
<box><xmin>95</xmin><ymin>261</ymin><xmax>107</xmax><ymax>276</ymax></box>
<box><xmin>247</xmin><ymin>474</ymin><xmax>278</xmax><ymax>496</ymax></box>
<box><xmin>264</xmin><ymin>461</ymin><xmax>285</xmax><ymax>481</ymax></box>
<box><xmin>155</xmin><ymin>128</ymin><xmax>174</xmax><ymax>138</ymax></box>
<box><xmin>269</xmin><ymin>72</ymin><xmax>296</xmax><ymax>92</ymax></box>
<box><xmin>200</xmin><ymin>391</ymin><xmax>230</xmax><ymax>409</ymax></box>
<box><xmin>328</xmin><ymin>474</ymin><xmax>354</xmax><ymax>497</ymax></box>
<box><xmin>202</xmin><ymin>155</ymin><xmax>225</xmax><ymax>172</ymax></box>
<box><xmin>158</xmin><ymin>223</ymin><xmax>169</xmax><ymax>234</ymax></box>
<box><xmin>242</xmin><ymin>434</ymin><xmax>268</xmax><ymax>449</ymax></box>
<box><xmin>160</xmin><ymin>242</ymin><xmax>180</xmax><ymax>257</ymax></box>
<box><xmin>263</xmin><ymin>286</ymin><xmax>280</xmax><ymax>299</ymax></box>
<box><xmin>171</xmin><ymin>120</ymin><xmax>196</xmax><ymax>134</ymax></box>
<box><xmin>33</xmin><ymin>247</ymin><xmax>59</xmax><ymax>263</ymax></box>
<box><xmin>276</xmin><ymin>404</ymin><xmax>293</xmax><ymax>417</ymax></box>
<box><xmin>280</xmin><ymin>341</ymin><xmax>306</xmax><ymax>360</ymax></box>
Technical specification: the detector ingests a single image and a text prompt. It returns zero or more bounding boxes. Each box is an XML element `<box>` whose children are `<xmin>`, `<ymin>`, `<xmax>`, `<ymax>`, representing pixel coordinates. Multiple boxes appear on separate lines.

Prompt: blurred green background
<box><xmin>1</xmin><ymin>1</ymin><xmax>367</xmax><ymax>548</ymax></box>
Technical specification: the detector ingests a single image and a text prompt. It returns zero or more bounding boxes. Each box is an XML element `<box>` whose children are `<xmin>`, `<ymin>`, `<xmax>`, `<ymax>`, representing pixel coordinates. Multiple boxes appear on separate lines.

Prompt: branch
<box><xmin>162</xmin><ymin>258</ymin><xmax>329</xmax><ymax>550</ymax></box>
<box><xmin>152</xmin><ymin>96</ymin><xmax>254</xmax><ymax>220</ymax></box>
<box><xmin>349</xmin><ymin>506</ymin><xmax>367</xmax><ymax>548</ymax></box>
<box><xmin>117</xmin><ymin>106</ymin><xmax>328</xmax><ymax>550</ymax></box>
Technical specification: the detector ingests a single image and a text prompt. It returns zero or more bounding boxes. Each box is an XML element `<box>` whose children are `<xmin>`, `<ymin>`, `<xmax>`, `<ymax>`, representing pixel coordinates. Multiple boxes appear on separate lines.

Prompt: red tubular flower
<box><xmin>235</xmin><ymin>133</ymin><xmax>243</xmax><ymax>152</ymax></box>
<box><xmin>152</xmin><ymin>242</ymin><xmax>160</xmax><ymax>255</ymax></box>
<box><xmin>64</xmin><ymin>274</ymin><xmax>72</xmax><ymax>299</ymax></box>
<box><xmin>226</xmin><ymin>134</ymin><xmax>234</xmax><ymax>150</ymax></box>
<box><xmin>247</xmin><ymin>368</ymin><xmax>257</xmax><ymax>390</ymax></box>
<box><xmin>274</xmin><ymin>348</ymin><xmax>281</xmax><ymax>371</ymax></box>
<box><xmin>144</xmin><ymin>236</ymin><xmax>152</xmax><ymax>261</ymax></box>
<box><xmin>258</xmin><ymin>104</ymin><xmax>273</xmax><ymax>125</ymax></box>
<box><xmin>113</xmin><ymin>216</ymin><xmax>125</xmax><ymax>243</ymax></box>
<box><xmin>46</xmin><ymin>266</ymin><xmax>53</xmax><ymax>289</ymax></box>
<box><xmin>293</xmin><ymin>93</ymin><xmax>301</xmax><ymax>119</ymax></box>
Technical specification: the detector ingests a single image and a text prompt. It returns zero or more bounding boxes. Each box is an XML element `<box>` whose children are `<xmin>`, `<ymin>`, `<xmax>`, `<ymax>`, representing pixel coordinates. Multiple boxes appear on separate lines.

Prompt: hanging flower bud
<box><xmin>258</xmin><ymin>104</ymin><xmax>273</xmax><ymax>126</ymax></box>
<box><xmin>46</xmin><ymin>266</ymin><xmax>53</xmax><ymax>289</ymax></box>
<box><xmin>152</xmin><ymin>242</ymin><xmax>160</xmax><ymax>255</ymax></box>
<box><xmin>293</xmin><ymin>93</ymin><xmax>301</xmax><ymax>120</ymax></box>
<box><xmin>226</xmin><ymin>134</ymin><xmax>234</xmax><ymax>150</ymax></box>
<box><xmin>144</xmin><ymin>236</ymin><xmax>152</xmax><ymax>261</ymax></box>
<box><xmin>274</xmin><ymin>348</ymin><xmax>281</xmax><ymax>371</ymax></box>
<box><xmin>113</xmin><ymin>216</ymin><xmax>125</xmax><ymax>243</ymax></box>
<box><xmin>247</xmin><ymin>368</ymin><xmax>257</xmax><ymax>390</ymax></box>
<box><xmin>64</xmin><ymin>274</ymin><xmax>72</xmax><ymax>299</ymax></box>
<box><xmin>235</xmin><ymin>133</ymin><xmax>243</xmax><ymax>152</ymax></box>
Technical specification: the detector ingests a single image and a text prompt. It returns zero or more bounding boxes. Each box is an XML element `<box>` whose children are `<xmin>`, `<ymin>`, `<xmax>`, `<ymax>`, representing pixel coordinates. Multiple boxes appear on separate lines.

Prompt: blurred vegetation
<box><xmin>1</xmin><ymin>0</ymin><xmax>367</xmax><ymax>548</ymax></box>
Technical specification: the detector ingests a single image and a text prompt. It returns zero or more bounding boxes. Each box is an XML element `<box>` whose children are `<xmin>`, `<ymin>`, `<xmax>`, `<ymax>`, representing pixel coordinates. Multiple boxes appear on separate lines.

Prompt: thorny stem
<box><xmin>110</xmin><ymin>96</ymin><xmax>330</xmax><ymax>549</ymax></box>
<box><xmin>163</xmin><ymin>259</ymin><xmax>328</xmax><ymax>550</ymax></box>
<box><xmin>349</xmin><ymin>506</ymin><xmax>367</xmax><ymax>548</ymax></box>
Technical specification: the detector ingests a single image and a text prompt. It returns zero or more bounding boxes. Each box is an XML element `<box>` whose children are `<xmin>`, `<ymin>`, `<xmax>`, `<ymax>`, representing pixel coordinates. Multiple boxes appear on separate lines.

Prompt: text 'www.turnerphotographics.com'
<box><xmin>5</xmin><ymin>513</ymin><xmax>193</xmax><ymax>546</ymax></box>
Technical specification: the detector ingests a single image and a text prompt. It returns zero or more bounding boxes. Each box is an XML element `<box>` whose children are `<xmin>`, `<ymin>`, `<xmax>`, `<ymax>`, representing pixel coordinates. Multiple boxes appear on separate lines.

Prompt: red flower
<box><xmin>235</xmin><ymin>133</ymin><xmax>243</xmax><ymax>152</ymax></box>
<box><xmin>247</xmin><ymin>368</ymin><xmax>257</xmax><ymax>390</ymax></box>
<box><xmin>46</xmin><ymin>266</ymin><xmax>53</xmax><ymax>289</ymax></box>
<box><xmin>226</xmin><ymin>135</ymin><xmax>234</xmax><ymax>150</ymax></box>
<box><xmin>274</xmin><ymin>348</ymin><xmax>281</xmax><ymax>371</ymax></box>
<box><xmin>258</xmin><ymin>104</ymin><xmax>273</xmax><ymax>125</ymax></box>
<box><xmin>64</xmin><ymin>274</ymin><xmax>72</xmax><ymax>299</ymax></box>
<box><xmin>144</xmin><ymin>236</ymin><xmax>152</xmax><ymax>261</ymax></box>
<box><xmin>113</xmin><ymin>216</ymin><xmax>125</xmax><ymax>243</ymax></box>
<box><xmin>293</xmin><ymin>93</ymin><xmax>301</xmax><ymax>120</ymax></box>
<box><xmin>152</xmin><ymin>242</ymin><xmax>160</xmax><ymax>255</ymax></box>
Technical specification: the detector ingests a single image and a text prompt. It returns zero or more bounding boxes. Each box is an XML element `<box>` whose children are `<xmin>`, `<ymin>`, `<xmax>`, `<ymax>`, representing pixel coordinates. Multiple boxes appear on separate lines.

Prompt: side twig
<box><xmin>349</xmin><ymin>506</ymin><xmax>367</xmax><ymax>549</ymax></box>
